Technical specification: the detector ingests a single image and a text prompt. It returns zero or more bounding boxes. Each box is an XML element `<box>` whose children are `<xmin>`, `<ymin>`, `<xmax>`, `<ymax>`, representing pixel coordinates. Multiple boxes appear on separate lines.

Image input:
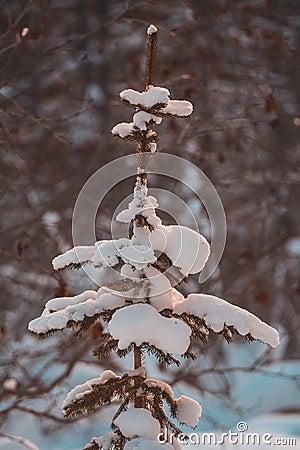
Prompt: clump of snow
<box><xmin>176</xmin><ymin>394</ymin><xmax>202</xmax><ymax>428</ymax></box>
<box><xmin>86</xmin><ymin>432</ymin><xmax>117</xmax><ymax>450</ymax></box>
<box><xmin>118</xmin><ymin>243</ymin><xmax>156</xmax><ymax>270</ymax></box>
<box><xmin>120</xmin><ymin>86</ymin><xmax>170</xmax><ymax>108</ymax></box>
<box><xmin>28</xmin><ymin>312</ymin><xmax>68</xmax><ymax>334</ymax></box>
<box><xmin>115</xmin><ymin>408</ymin><xmax>160</xmax><ymax>440</ymax></box>
<box><xmin>143</xmin><ymin>266</ymin><xmax>175</xmax><ymax>310</ymax></box>
<box><xmin>93</xmin><ymin>240</ymin><xmax>122</xmax><ymax>267</ymax></box>
<box><xmin>111</xmin><ymin>122</ymin><xmax>134</xmax><ymax>138</ymax></box>
<box><xmin>28</xmin><ymin>290</ymin><xmax>125</xmax><ymax>334</ymax></box>
<box><xmin>52</xmin><ymin>245</ymin><xmax>95</xmax><ymax>270</ymax></box>
<box><xmin>108</xmin><ymin>303</ymin><xmax>191</xmax><ymax>354</ymax></box>
<box><xmin>147</xmin><ymin>24</ymin><xmax>158</xmax><ymax>35</ymax></box>
<box><xmin>161</xmin><ymin>99</ymin><xmax>193</xmax><ymax>117</ymax></box>
<box><xmin>174</xmin><ymin>293</ymin><xmax>280</xmax><ymax>348</ymax></box>
<box><xmin>144</xmin><ymin>378</ymin><xmax>174</xmax><ymax>398</ymax></box>
<box><xmin>45</xmin><ymin>290</ymin><xmax>97</xmax><ymax>313</ymax></box>
<box><xmin>116</xmin><ymin>178</ymin><xmax>160</xmax><ymax>224</ymax></box>
<box><xmin>62</xmin><ymin>370</ymin><xmax>117</xmax><ymax>409</ymax></box>
<box><xmin>150</xmin><ymin>225</ymin><xmax>210</xmax><ymax>276</ymax></box>
<box><xmin>150</xmin><ymin>142</ymin><xmax>157</xmax><ymax>153</ymax></box>
<box><xmin>133</xmin><ymin>111</ymin><xmax>162</xmax><ymax>130</ymax></box>
<box><xmin>127</xmin><ymin>367</ymin><xmax>146</xmax><ymax>378</ymax></box>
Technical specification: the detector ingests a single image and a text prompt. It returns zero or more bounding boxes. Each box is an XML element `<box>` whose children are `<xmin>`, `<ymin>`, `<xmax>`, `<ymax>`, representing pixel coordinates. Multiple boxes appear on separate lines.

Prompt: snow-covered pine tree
<box><xmin>28</xmin><ymin>25</ymin><xmax>280</xmax><ymax>450</ymax></box>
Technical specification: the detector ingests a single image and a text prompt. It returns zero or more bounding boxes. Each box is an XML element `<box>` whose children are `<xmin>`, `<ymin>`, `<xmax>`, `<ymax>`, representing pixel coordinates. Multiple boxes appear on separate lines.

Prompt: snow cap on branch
<box><xmin>108</xmin><ymin>303</ymin><xmax>191</xmax><ymax>354</ymax></box>
<box><xmin>174</xmin><ymin>293</ymin><xmax>280</xmax><ymax>348</ymax></box>
<box><xmin>62</xmin><ymin>370</ymin><xmax>118</xmax><ymax>410</ymax></box>
<box><xmin>115</xmin><ymin>408</ymin><xmax>160</xmax><ymax>440</ymax></box>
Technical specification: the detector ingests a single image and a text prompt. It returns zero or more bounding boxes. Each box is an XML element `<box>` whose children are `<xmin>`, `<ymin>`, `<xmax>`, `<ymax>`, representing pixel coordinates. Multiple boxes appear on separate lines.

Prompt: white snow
<box><xmin>62</xmin><ymin>370</ymin><xmax>117</xmax><ymax>409</ymax></box>
<box><xmin>127</xmin><ymin>367</ymin><xmax>146</xmax><ymax>378</ymax></box>
<box><xmin>118</xmin><ymin>243</ymin><xmax>156</xmax><ymax>270</ymax></box>
<box><xmin>45</xmin><ymin>290</ymin><xmax>97</xmax><ymax>313</ymax></box>
<box><xmin>52</xmin><ymin>245</ymin><xmax>95</xmax><ymax>270</ymax></box>
<box><xmin>111</xmin><ymin>122</ymin><xmax>134</xmax><ymax>138</ymax></box>
<box><xmin>120</xmin><ymin>86</ymin><xmax>170</xmax><ymax>108</ymax></box>
<box><xmin>144</xmin><ymin>378</ymin><xmax>174</xmax><ymax>398</ymax></box>
<box><xmin>93</xmin><ymin>240</ymin><xmax>122</xmax><ymax>267</ymax></box>
<box><xmin>147</xmin><ymin>24</ymin><xmax>158</xmax><ymax>35</ymax></box>
<box><xmin>133</xmin><ymin>111</ymin><xmax>162</xmax><ymax>130</ymax></box>
<box><xmin>28</xmin><ymin>290</ymin><xmax>125</xmax><ymax>334</ymax></box>
<box><xmin>176</xmin><ymin>394</ymin><xmax>202</xmax><ymax>428</ymax></box>
<box><xmin>89</xmin><ymin>432</ymin><xmax>117</xmax><ymax>450</ymax></box>
<box><xmin>114</xmin><ymin>408</ymin><xmax>160</xmax><ymax>440</ymax></box>
<box><xmin>150</xmin><ymin>142</ymin><xmax>157</xmax><ymax>153</ymax></box>
<box><xmin>174</xmin><ymin>294</ymin><xmax>280</xmax><ymax>348</ymax></box>
<box><xmin>150</xmin><ymin>225</ymin><xmax>210</xmax><ymax>276</ymax></box>
<box><xmin>161</xmin><ymin>99</ymin><xmax>193</xmax><ymax>117</ymax></box>
<box><xmin>108</xmin><ymin>303</ymin><xmax>191</xmax><ymax>354</ymax></box>
<box><xmin>144</xmin><ymin>266</ymin><xmax>175</xmax><ymax>310</ymax></box>
<box><xmin>116</xmin><ymin>177</ymin><xmax>158</xmax><ymax>224</ymax></box>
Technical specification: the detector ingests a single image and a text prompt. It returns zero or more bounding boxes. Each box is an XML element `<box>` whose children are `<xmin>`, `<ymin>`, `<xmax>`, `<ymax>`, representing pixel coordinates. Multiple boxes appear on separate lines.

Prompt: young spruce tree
<box><xmin>29</xmin><ymin>25</ymin><xmax>280</xmax><ymax>450</ymax></box>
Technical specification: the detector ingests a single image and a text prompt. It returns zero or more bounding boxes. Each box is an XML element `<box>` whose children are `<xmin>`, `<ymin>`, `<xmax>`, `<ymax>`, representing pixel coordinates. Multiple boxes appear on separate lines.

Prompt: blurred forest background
<box><xmin>1</xmin><ymin>1</ymin><xmax>299</xmax><ymax>449</ymax></box>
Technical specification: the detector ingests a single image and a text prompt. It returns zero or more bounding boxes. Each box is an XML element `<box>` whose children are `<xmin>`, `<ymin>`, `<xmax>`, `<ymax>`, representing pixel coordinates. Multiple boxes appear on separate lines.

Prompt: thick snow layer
<box><xmin>174</xmin><ymin>294</ymin><xmax>280</xmax><ymax>348</ymax></box>
<box><xmin>115</xmin><ymin>408</ymin><xmax>160</xmax><ymax>440</ymax></box>
<box><xmin>133</xmin><ymin>111</ymin><xmax>162</xmax><ymax>130</ymax></box>
<box><xmin>147</xmin><ymin>24</ymin><xmax>158</xmax><ymax>35</ymax></box>
<box><xmin>144</xmin><ymin>378</ymin><xmax>174</xmax><ymax>398</ymax></box>
<box><xmin>176</xmin><ymin>394</ymin><xmax>202</xmax><ymax>428</ymax></box>
<box><xmin>62</xmin><ymin>370</ymin><xmax>117</xmax><ymax>409</ymax></box>
<box><xmin>161</xmin><ymin>99</ymin><xmax>193</xmax><ymax>117</ymax></box>
<box><xmin>120</xmin><ymin>86</ymin><xmax>170</xmax><ymax>108</ymax></box>
<box><xmin>91</xmin><ymin>239</ymin><xmax>156</xmax><ymax>270</ymax></box>
<box><xmin>111</xmin><ymin>122</ymin><xmax>134</xmax><ymax>138</ymax></box>
<box><xmin>93</xmin><ymin>240</ymin><xmax>121</xmax><ymax>267</ymax></box>
<box><xmin>118</xmin><ymin>243</ymin><xmax>156</xmax><ymax>270</ymax></box>
<box><xmin>45</xmin><ymin>290</ymin><xmax>97</xmax><ymax>313</ymax></box>
<box><xmin>124</xmin><ymin>437</ymin><xmax>174</xmax><ymax>449</ymax></box>
<box><xmin>144</xmin><ymin>266</ymin><xmax>177</xmax><ymax>310</ymax></box>
<box><xmin>108</xmin><ymin>303</ymin><xmax>191</xmax><ymax>354</ymax></box>
<box><xmin>116</xmin><ymin>196</ymin><xmax>159</xmax><ymax>224</ymax></box>
<box><xmin>52</xmin><ymin>245</ymin><xmax>95</xmax><ymax>270</ymax></box>
<box><xmin>28</xmin><ymin>291</ymin><xmax>125</xmax><ymax>334</ymax></box>
<box><xmin>150</xmin><ymin>225</ymin><xmax>210</xmax><ymax>276</ymax></box>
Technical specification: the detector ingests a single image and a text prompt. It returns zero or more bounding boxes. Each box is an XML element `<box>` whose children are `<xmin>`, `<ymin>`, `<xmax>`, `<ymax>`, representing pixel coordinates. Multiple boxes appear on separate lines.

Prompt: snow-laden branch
<box><xmin>174</xmin><ymin>293</ymin><xmax>280</xmax><ymax>348</ymax></box>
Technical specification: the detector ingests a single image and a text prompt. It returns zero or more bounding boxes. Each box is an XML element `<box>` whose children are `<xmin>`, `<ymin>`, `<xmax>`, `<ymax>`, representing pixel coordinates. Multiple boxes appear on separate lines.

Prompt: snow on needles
<box><xmin>176</xmin><ymin>395</ymin><xmax>202</xmax><ymax>428</ymax></box>
<box><xmin>62</xmin><ymin>370</ymin><xmax>117</xmax><ymax>409</ymax></box>
<box><xmin>112</xmin><ymin>84</ymin><xmax>193</xmax><ymax>150</ymax></box>
<box><xmin>108</xmin><ymin>303</ymin><xmax>191</xmax><ymax>354</ymax></box>
<box><xmin>28</xmin><ymin>290</ymin><xmax>125</xmax><ymax>334</ymax></box>
<box><xmin>147</xmin><ymin>24</ymin><xmax>158</xmax><ymax>35</ymax></box>
<box><xmin>120</xmin><ymin>86</ymin><xmax>170</xmax><ymax>109</ymax></box>
<box><xmin>174</xmin><ymin>294</ymin><xmax>280</xmax><ymax>348</ymax></box>
<box><xmin>115</xmin><ymin>408</ymin><xmax>160</xmax><ymax>440</ymax></box>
